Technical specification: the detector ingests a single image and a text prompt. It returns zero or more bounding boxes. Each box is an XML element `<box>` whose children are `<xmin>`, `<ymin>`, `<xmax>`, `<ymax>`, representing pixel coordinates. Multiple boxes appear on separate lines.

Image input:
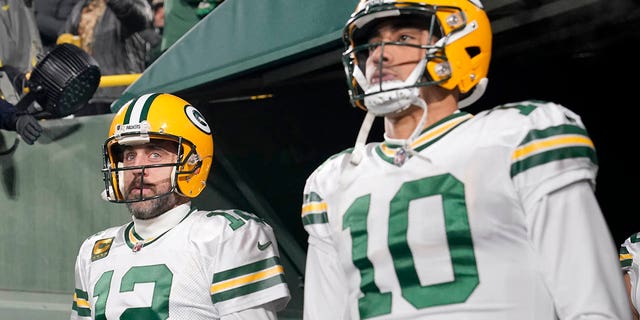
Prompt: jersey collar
<box><xmin>125</xmin><ymin>203</ymin><xmax>196</xmax><ymax>250</ymax></box>
<box><xmin>376</xmin><ymin>111</ymin><xmax>473</xmax><ymax>165</ymax></box>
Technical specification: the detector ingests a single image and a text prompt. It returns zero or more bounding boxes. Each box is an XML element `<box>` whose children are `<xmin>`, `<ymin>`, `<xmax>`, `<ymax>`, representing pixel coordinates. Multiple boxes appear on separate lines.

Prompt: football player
<box><xmin>621</xmin><ymin>232</ymin><xmax>640</xmax><ymax>320</ymax></box>
<box><xmin>70</xmin><ymin>93</ymin><xmax>290</xmax><ymax>319</ymax></box>
<box><xmin>300</xmin><ymin>0</ymin><xmax>630</xmax><ymax>319</ymax></box>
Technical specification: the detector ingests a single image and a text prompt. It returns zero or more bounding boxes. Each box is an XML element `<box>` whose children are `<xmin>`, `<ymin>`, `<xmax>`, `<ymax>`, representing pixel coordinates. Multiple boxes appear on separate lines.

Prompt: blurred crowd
<box><xmin>1</xmin><ymin>0</ymin><xmax>224</xmax><ymax>117</ymax></box>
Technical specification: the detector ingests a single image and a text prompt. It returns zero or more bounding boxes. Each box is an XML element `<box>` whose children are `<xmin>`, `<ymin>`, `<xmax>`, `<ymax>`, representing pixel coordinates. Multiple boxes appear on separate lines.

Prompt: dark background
<box><xmin>184</xmin><ymin>0</ymin><xmax>640</xmax><ymax>251</ymax></box>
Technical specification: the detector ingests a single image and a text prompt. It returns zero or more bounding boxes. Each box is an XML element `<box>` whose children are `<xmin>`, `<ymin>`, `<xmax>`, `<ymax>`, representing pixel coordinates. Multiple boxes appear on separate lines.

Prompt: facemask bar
<box><xmin>101</xmin><ymin>134</ymin><xmax>201</xmax><ymax>203</ymax></box>
<box><xmin>343</xmin><ymin>4</ymin><xmax>468</xmax><ymax>111</ymax></box>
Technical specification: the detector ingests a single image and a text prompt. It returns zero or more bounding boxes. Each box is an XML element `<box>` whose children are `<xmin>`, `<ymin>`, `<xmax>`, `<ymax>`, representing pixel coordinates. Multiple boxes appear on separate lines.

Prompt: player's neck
<box><xmin>384</xmin><ymin>99</ymin><xmax>457</xmax><ymax>140</ymax></box>
<box><xmin>132</xmin><ymin>202</ymin><xmax>191</xmax><ymax>239</ymax></box>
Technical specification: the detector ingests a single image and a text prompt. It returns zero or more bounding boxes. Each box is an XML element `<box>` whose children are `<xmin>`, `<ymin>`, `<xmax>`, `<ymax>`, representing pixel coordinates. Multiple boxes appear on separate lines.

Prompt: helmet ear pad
<box><xmin>431</xmin><ymin>5</ymin><xmax>492</xmax><ymax>95</ymax></box>
<box><xmin>175</xmin><ymin>147</ymin><xmax>212</xmax><ymax>198</ymax></box>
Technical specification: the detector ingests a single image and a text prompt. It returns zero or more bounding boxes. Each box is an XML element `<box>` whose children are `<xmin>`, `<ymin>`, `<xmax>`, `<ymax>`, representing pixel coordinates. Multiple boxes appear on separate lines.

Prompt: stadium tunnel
<box><xmin>0</xmin><ymin>0</ymin><xmax>638</xmax><ymax>318</ymax></box>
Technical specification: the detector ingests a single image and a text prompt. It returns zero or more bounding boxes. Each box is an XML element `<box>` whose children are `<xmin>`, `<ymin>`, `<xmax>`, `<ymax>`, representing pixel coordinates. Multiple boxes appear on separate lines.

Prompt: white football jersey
<box><xmin>620</xmin><ymin>232</ymin><xmax>640</xmax><ymax>314</ymax></box>
<box><xmin>302</xmin><ymin>100</ymin><xmax>626</xmax><ymax>319</ymax></box>
<box><xmin>71</xmin><ymin>206</ymin><xmax>290</xmax><ymax>319</ymax></box>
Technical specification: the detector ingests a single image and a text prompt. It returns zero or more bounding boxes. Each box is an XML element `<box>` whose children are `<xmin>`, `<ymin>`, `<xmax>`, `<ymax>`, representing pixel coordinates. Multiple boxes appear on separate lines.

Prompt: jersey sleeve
<box><xmin>303</xmin><ymin>235</ymin><xmax>349</xmax><ymax>320</ymax></box>
<box><xmin>300</xmin><ymin>154</ymin><xmax>350</xmax><ymax>320</ymax></box>
<box><xmin>620</xmin><ymin>233</ymin><xmax>640</xmax><ymax>273</ymax></box>
<box><xmin>620</xmin><ymin>233</ymin><xmax>640</xmax><ymax>317</ymax></box>
<box><xmin>70</xmin><ymin>227</ymin><xmax>119</xmax><ymax>320</ymax></box>
<box><xmin>500</xmin><ymin>101</ymin><xmax>598</xmax><ymax>206</ymax></box>
<box><xmin>525</xmin><ymin>181</ymin><xmax>631</xmax><ymax>319</ymax></box>
<box><xmin>501</xmin><ymin>102</ymin><xmax>629</xmax><ymax>318</ymax></box>
<box><xmin>301</xmin><ymin>149</ymin><xmax>352</xmax><ymax>238</ymax></box>
<box><xmin>70</xmin><ymin>238</ymin><xmax>92</xmax><ymax>320</ymax></box>
<box><xmin>194</xmin><ymin>209</ymin><xmax>290</xmax><ymax>316</ymax></box>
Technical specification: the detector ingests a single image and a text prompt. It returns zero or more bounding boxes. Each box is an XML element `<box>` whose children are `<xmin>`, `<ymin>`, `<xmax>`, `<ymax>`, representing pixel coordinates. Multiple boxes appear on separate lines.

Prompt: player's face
<box><xmin>364</xmin><ymin>20</ymin><xmax>431</xmax><ymax>85</ymax></box>
<box><xmin>121</xmin><ymin>140</ymin><xmax>181</xmax><ymax>219</ymax></box>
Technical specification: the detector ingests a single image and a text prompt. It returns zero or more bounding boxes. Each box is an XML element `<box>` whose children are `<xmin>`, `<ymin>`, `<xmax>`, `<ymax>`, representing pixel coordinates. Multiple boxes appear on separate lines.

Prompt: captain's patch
<box><xmin>91</xmin><ymin>237</ymin><xmax>114</xmax><ymax>261</ymax></box>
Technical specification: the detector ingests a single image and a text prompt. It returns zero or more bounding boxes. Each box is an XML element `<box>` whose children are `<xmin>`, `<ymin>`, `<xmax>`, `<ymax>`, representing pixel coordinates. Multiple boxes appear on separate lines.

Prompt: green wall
<box><xmin>0</xmin><ymin>115</ymin><xmax>129</xmax><ymax>319</ymax></box>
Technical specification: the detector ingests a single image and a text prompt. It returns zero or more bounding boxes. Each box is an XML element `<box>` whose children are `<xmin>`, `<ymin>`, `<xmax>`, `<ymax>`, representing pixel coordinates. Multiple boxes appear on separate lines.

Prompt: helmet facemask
<box><xmin>343</xmin><ymin>4</ymin><xmax>449</xmax><ymax>115</ymax></box>
<box><xmin>102</xmin><ymin>129</ymin><xmax>202</xmax><ymax>203</ymax></box>
<box><xmin>344</xmin><ymin>1</ymin><xmax>490</xmax><ymax>113</ymax></box>
<box><xmin>101</xmin><ymin>93</ymin><xmax>214</xmax><ymax>203</ymax></box>
<box><xmin>343</xmin><ymin>1</ymin><xmax>491</xmax><ymax>165</ymax></box>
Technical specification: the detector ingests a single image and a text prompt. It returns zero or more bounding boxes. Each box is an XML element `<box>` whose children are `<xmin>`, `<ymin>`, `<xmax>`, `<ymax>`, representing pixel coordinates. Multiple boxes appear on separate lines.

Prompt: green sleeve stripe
<box><xmin>212</xmin><ymin>256</ymin><xmax>281</xmax><ymax>283</ymax></box>
<box><xmin>72</xmin><ymin>288</ymin><xmax>91</xmax><ymax>315</ymax></box>
<box><xmin>518</xmin><ymin>124</ymin><xmax>588</xmax><ymax>146</ymax></box>
<box><xmin>72</xmin><ymin>302</ymin><xmax>91</xmax><ymax>316</ymax></box>
<box><xmin>510</xmin><ymin>146</ymin><xmax>597</xmax><ymax>178</ymax></box>
<box><xmin>302</xmin><ymin>213</ymin><xmax>328</xmax><ymax>226</ymax></box>
<box><xmin>303</xmin><ymin>192</ymin><xmax>323</xmax><ymax>203</ymax></box>
<box><xmin>211</xmin><ymin>274</ymin><xmax>286</xmax><ymax>303</ymax></box>
<box><xmin>74</xmin><ymin>288</ymin><xmax>88</xmax><ymax>300</ymax></box>
<box><xmin>620</xmin><ymin>246</ymin><xmax>629</xmax><ymax>255</ymax></box>
<box><xmin>72</xmin><ymin>305</ymin><xmax>91</xmax><ymax>317</ymax></box>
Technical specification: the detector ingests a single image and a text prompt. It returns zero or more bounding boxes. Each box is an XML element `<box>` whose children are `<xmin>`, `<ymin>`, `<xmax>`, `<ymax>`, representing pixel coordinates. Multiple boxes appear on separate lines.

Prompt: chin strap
<box><xmin>350</xmin><ymin>112</ymin><xmax>376</xmax><ymax>165</ymax></box>
<box><xmin>407</xmin><ymin>98</ymin><xmax>428</xmax><ymax>143</ymax></box>
<box><xmin>383</xmin><ymin>98</ymin><xmax>432</xmax><ymax>166</ymax></box>
<box><xmin>350</xmin><ymin>97</ymin><xmax>429</xmax><ymax>166</ymax></box>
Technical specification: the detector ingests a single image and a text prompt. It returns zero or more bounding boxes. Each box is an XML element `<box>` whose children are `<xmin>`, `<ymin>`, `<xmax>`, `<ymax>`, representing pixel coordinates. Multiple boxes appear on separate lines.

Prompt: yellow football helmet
<box><xmin>101</xmin><ymin>93</ymin><xmax>214</xmax><ymax>203</ymax></box>
<box><xmin>342</xmin><ymin>0</ymin><xmax>492</xmax><ymax>112</ymax></box>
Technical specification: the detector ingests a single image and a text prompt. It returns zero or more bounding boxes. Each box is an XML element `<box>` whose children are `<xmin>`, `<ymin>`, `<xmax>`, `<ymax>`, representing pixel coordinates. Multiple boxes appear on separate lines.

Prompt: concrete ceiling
<box><xmin>182</xmin><ymin>0</ymin><xmax>640</xmax><ymax>102</ymax></box>
<box><xmin>488</xmin><ymin>0</ymin><xmax>640</xmax><ymax>60</ymax></box>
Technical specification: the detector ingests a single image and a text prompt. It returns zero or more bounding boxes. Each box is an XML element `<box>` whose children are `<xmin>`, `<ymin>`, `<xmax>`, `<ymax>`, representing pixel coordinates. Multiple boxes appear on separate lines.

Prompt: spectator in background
<box><xmin>136</xmin><ymin>0</ymin><xmax>164</xmax><ymax>67</ymax></box>
<box><xmin>152</xmin><ymin>0</ymin><xmax>164</xmax><ymax>32</ymax></box>
<box><xmin>0</xmin><ymin>0</ymin><xmax>43</xmax><ymax>146</ymax></box>
<box><xmin>33</xmin><ymin>0</ymin><xmax>80</xmax><ymax>52</ymax></box>
<box><xmin>161</xmin><ymin>0</ymin><xmax>222</xmax><ymax>52</ymax></box>
<box><xmin>60</xmin><ymin>0</ymin><xmax>152</xmax><ymax>116</ymax></box>
<box><xmin>0</xmin><ymin>98</ymin><xmax>42</xmax><ymax>145</ymax></box>
<box><xmin>148</xmin><ymin>0</ymin><xmax>164</xmax><ymax>64</ymax></box>
<box><xmin>1</xmin><ymin>0</ymin><xmax>43</xmax><ymax>89</ymax></box>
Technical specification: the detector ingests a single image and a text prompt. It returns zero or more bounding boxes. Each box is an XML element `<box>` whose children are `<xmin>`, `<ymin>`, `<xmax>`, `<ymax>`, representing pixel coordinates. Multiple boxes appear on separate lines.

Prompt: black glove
<box><xmin>15</xmin><ymin>114</ymin><xmax>43</xmax><ymax>145</ymax></box>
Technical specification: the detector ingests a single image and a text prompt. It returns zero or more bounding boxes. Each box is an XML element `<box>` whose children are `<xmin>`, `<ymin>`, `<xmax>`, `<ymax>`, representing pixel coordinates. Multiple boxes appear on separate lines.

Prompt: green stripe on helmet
<box><xmin>123</xmin><ymin>93</ymin><xmax>162</xmax><ymax>124</ymax></box>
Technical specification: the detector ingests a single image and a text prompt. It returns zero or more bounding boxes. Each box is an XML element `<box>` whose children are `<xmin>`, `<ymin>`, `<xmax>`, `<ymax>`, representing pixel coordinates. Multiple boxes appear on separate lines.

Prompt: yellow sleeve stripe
<box><xmin>512</xmin><ymin>135</ymin><xmax>593</xmax><ymax>161</ymax></box>
<box><xmin>301</xmin><ymin>202</ymin><xmax>327</xmax><ymax>216</ymax></box>
<box><xmin>620</xmin><ymin>253</ymin><xmax>633</xmax><ymax>261</ymax></box>
<box><xmin>73</xmin><ymin>293</ymin><xmax>90</xmax><ymax>308</ymax></box>
<box><xmin>210</xmin><ymin>264</ymin><xmax>284</xmax><ymax>294</ymax></box>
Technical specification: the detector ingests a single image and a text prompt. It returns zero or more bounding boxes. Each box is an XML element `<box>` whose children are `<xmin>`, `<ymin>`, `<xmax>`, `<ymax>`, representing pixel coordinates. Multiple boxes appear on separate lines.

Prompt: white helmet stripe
<box><xmin>116</xmin><ymin>93</ymin><xmax>161</xmax><ymax>145</ymax></box>
<box><xmin>124</xmin><ymin>93</ymin><xmax>158</xmax><ymax>124</ymax></box>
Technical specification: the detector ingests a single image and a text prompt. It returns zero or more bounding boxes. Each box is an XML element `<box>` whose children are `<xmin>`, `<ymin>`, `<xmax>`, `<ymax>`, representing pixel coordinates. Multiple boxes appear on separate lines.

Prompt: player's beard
<box><xmin>125</xmin><ymin>177</ymin><xmax>179</xmax><ymax>220</ymax></box>
<box><xmin>126</xmin><ymin>192</ymin><xmax>180</xmax><ymax>220</ymax></box>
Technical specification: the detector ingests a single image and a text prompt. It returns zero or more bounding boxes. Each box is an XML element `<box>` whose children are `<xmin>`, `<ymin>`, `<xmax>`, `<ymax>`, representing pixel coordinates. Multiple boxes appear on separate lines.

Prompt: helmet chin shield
<box><xmin>352</xmin><ymin>55</ymin><xmax>428</xmax><ymax>116</ymax></box>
